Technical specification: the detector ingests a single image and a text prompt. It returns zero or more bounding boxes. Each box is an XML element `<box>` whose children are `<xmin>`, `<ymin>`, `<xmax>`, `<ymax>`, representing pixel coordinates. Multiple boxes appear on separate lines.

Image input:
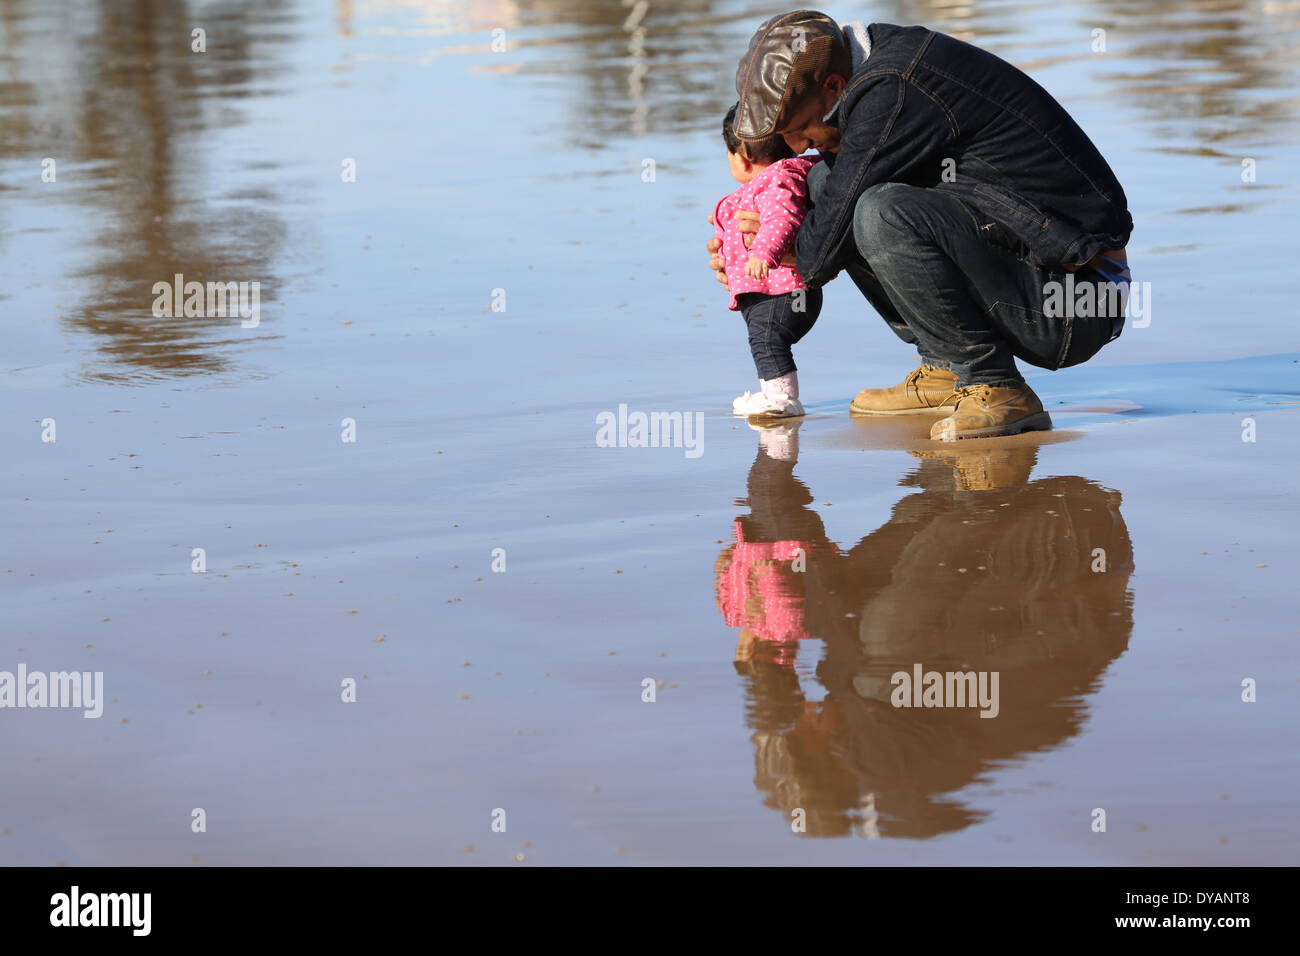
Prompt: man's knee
<box><xmin>853</xmin><ymin>183</ymin><xmax>917</xmax><ymax>255</ymax></box>
<box><xmin>853</xmin><ymin>183</ymin><xmax>947</xmax><ymax>257</ymax></box>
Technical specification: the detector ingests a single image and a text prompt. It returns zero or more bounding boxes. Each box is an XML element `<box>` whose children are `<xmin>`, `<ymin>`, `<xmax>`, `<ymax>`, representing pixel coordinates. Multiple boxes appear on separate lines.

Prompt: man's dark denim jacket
<box><xmin>795</xmin><ymin>23</ymin><xmax>1133</xmax><ymax>288</ymax></box>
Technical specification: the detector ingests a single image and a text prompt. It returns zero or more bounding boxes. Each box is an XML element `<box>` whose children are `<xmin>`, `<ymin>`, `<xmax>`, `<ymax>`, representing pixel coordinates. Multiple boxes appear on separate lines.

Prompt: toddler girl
<box><xmin>713</xmin><ymin>103</ymin><xmax>822</xmax><ymax>418</ymax></box>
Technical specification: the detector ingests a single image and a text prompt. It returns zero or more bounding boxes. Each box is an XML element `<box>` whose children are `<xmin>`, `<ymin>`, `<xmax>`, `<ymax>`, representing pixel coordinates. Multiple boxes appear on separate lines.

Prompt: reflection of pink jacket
<box><xmin>716</xmin><ymin>520</ymin><xmax>812</xmax><ymax>666</ymax></box>
<box><xmin>713</xmin><ymin>155</ymin><xmax>821</xmax><ymax>310</ymax></box>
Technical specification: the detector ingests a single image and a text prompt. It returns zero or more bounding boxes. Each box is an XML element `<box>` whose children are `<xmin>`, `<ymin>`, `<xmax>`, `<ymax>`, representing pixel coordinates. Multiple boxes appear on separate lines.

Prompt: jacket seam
<box><xmin>920</xmin><ymin>61</ymin><xmax>1117</xmax><ymax>206</ymax></box>
<box><xmin>902</xmin><ymin>30</ymin><xmax>936</xmax><ymax>78</ymax></box>
<box><xmin>906</xmin><ymin>75</ymin><xmax>960</xmax><ymax>138</ymax></box>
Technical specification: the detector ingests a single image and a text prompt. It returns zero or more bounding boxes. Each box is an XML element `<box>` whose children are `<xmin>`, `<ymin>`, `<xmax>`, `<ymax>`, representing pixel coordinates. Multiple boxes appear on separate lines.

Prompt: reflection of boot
<box><xmin>910</xmin><ymin>445</ymin><xmax>1037</xmax><ymax>491</ymax></box>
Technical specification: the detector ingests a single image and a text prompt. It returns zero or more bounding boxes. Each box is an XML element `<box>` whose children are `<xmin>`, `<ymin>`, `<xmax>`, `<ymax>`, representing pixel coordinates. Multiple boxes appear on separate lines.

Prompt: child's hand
<box><xmin>745</xmin><ymin>256</ymin><xmax>769</xmax><ymax>280</ymax></box>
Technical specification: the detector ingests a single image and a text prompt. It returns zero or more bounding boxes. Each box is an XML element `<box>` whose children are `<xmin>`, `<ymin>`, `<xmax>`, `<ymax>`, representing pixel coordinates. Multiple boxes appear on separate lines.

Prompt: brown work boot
<box><xmin>850</xmin><ymin>363</ymin><xmax>957</xmax><ymax>414</ymax></box>
<box><xmin>930</xmin><ymin>383</ymin><xmax>1052</xmax><ymax>441</ymax></box>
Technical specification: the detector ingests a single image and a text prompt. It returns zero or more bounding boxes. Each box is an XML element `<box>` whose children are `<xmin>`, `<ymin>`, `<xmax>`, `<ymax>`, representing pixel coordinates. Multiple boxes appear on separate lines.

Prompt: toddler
<box><xmin>713</xmin><ymin>103</ymin><xmax>822</xmax><ymax>418</ymax></box>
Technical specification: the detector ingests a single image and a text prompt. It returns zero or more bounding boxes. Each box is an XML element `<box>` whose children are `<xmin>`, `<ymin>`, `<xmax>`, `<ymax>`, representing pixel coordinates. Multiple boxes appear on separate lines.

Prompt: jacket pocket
<box><xmin>972</xmin><ymin>182</ymin><xmax>1051</xmax><ymax>229</ymax></box>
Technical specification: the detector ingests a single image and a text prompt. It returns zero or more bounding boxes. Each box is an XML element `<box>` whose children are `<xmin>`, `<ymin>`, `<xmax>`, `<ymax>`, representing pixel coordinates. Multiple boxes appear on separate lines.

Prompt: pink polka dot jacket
<box><xmin>712</xmin><ymin>155</ymin><xmax>822</xmax><ymax>310</ymax></box>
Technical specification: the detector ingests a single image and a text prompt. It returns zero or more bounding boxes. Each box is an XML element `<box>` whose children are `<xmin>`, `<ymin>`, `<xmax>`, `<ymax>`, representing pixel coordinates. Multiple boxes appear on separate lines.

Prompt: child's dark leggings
<box><xmin>736</xmin><ymin>288</ymin><xmax>823</xmax><ymax>380</ymax></box>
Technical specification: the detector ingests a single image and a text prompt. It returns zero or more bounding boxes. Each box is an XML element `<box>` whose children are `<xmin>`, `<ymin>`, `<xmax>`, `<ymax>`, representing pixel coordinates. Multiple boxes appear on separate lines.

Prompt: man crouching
<box><xmin>708</xmin><ymin>11</ymin><xmax>1134</xmax><ymax>440</ymax></box>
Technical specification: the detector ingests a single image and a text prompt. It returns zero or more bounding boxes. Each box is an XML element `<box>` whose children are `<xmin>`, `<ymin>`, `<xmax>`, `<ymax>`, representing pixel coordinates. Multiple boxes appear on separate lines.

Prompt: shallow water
<box><xmin>2</xmin><ymin>0</ymin><xmax>1298</xmax><ymax>864</ymax></box>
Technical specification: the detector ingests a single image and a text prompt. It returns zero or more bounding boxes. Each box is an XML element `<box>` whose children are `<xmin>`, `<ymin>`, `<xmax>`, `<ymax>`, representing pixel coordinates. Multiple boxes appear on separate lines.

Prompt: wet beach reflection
<box><xmin>717</xmin><ymin>426</ymin><xmax>1134</xmax><ymax>838</ymax></box>
<box><xmin>2</xmin><ymin>0</ymin><xmax>1296</xmax><ymax>381</ymax></box>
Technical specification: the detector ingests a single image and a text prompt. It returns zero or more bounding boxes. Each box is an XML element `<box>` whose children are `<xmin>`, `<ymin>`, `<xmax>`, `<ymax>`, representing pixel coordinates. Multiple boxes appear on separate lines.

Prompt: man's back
<box><xmin>802</xmin><ymin>23</ymin><xmax>1132</xmax><ymax>277</ymax></box>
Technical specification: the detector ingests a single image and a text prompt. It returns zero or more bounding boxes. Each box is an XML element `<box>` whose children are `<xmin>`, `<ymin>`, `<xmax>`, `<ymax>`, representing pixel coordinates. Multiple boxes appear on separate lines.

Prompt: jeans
<box><xmin>809</xmin><ymin>164</ymin><xmax>1124</xmax><ymax>388</ymax></box>
<box><xmin>736</xmin><ymin>288</ymin><xmax>823</xmax><ymax>380</ymax></box>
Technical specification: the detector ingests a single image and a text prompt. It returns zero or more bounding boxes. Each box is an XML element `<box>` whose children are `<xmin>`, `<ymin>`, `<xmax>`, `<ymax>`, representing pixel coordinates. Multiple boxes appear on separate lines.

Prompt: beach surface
<box><xmin>1</xmin><ymin>0</ymin><xmax>1298</xmax><ymax>865</ymax></box>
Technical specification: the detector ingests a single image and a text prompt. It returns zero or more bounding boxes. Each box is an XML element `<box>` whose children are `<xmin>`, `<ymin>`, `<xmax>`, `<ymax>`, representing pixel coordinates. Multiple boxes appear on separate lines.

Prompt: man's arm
<box><xmin>796</xmin><ymin>75</ymin><xmax>958</xmax><ymax>287</ymax></box>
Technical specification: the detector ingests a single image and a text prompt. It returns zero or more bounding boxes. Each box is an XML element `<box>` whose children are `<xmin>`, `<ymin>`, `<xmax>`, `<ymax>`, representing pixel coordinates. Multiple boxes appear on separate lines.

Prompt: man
<box><xmin>707</xmin><ymin>11</ymin><xmax>1133</xmax><ymax>440</ymax></box>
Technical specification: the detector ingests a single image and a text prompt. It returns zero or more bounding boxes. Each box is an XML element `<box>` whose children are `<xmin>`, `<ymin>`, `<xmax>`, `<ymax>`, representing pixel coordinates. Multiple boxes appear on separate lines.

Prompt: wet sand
<box><xmin>2</xmin><ymin>0</ymin><xmax>1299</xmax><ymax>865</ymax></box>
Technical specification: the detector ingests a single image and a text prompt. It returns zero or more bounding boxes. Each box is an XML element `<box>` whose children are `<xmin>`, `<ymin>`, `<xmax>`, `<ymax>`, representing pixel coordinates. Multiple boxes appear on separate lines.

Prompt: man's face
<box><xmin>776</xmin><ymin>75</ymin><xmax>846</xmax><ymax>154</ymax></box>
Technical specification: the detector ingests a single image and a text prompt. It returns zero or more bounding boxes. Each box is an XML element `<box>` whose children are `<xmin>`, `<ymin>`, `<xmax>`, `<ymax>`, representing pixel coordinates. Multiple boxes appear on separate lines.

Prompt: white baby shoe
<box><xmin>732</xmin><ymin>389</ymin><xmax>771</xmax><ymax>415</ymax></box>
<box><xmin>748</xmin><ymin>393</ymin><xmax>805</xmax><ymax>419</ymax></box>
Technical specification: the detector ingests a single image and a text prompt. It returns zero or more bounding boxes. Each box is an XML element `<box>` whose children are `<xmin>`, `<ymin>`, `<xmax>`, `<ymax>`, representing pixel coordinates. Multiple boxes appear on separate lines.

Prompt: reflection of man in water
<box><xmin>715</xmin><ymin>424</ymin><xmax>1134</xmax><ymax>838</ymax></box>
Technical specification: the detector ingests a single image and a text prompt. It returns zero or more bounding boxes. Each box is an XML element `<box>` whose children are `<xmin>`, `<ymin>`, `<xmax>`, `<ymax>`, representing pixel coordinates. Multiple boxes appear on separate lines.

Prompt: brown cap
<box><xmin>734</xmin><ymin>10</ymin><xmax>849</xmax><ymax>141</ymax></box>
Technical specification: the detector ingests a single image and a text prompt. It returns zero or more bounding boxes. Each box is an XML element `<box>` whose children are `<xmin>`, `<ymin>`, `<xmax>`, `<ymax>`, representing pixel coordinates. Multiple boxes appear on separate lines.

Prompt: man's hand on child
<box><xmin>736</xmin><ymin>210</ymin><xmax>797</xmax><ymax>267</ymax></box>
<box><xmin>706</xmin><ymin>236</ymin><xmax>728</xmax><ymax>288</ymax></box>
<box><xmin>704</xmin><ymin>210</ymin><xmax>796</xmax><ymax>289</ymax></box>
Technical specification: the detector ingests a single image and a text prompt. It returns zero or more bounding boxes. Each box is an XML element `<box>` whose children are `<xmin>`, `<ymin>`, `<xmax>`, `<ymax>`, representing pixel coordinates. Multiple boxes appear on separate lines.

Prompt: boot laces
<box><xmin>954</xmin><ymin>383</ymin><xmax>993</xmax><ymax>403</ymax></box>
<box><xmin>906</xmin><ymin>364</ymin><xmax>941</xmax><ymax>392</ymax></box>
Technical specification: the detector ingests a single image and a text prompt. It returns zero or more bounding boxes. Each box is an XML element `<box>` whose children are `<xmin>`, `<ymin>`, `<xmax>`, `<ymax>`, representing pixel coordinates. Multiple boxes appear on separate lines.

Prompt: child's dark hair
<box><xmin>724</xmin><ymin>102</ymin><xmax>793</xmax><ymax>164</ymax></box>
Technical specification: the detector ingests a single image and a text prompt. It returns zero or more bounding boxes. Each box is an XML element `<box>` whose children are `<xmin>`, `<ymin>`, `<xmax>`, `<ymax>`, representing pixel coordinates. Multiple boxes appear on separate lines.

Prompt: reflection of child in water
<box><xmin>716</xmin><ymin>519</ymin><xmax>810</xmax><ymax>669</ymax></box>
<box><xmin>716</xmin><ymin>438</ymin><xmax>1137</xmax><ymax>839</ymax></box>
<box><xmin>714</xmin><ymin>425</ymin><xmax>861</xmax><ymax>834</ymax></box>
<box><xmin>713</xmin><ymin>423</ymin><xmax>824</xmax><ymax>670</ymax></box>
